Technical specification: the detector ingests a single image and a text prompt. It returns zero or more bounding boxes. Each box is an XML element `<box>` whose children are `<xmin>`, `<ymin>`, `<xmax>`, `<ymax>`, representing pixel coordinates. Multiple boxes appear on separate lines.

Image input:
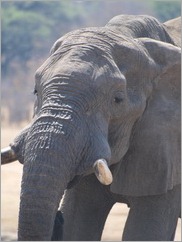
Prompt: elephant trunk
<box><xmin>18</xmin><ymin>152</ymin><xmax>70</xmax><ymax>240</ymax></box>
<box><xmin>18</xmin><ymin>162</ymin><xmax>67</xmax><ymax>240</ymax></box>
<box><xmin>17</xmin><ymin>115</ymin><xmax>112</xmax><ymax>240</ymax></box>
<box><xmin>18</xmin><ymin>121</ymin><xmax>73</xmax><ymax>240</ymax></box>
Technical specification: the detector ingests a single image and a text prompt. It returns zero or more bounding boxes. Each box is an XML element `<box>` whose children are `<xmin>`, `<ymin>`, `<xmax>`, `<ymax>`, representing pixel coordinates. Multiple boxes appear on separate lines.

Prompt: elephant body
<box><xmin>2</xmin><ymin>15</ymin><xmax>181</xmax><ymax>240</ymax></box>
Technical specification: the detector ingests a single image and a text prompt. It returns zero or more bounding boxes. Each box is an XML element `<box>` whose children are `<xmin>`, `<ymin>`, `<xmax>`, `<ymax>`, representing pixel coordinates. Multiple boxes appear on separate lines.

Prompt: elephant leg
<box><xmin>61</xmin><ymin>174</ymin><xmax>115</xmax><ymax>241</ymax></box>
<box><xmin>122</xmin><ymin>184</ymin><xmax>181</xmax><ymax>241</ymax></box>
<box><xmin>51</xmin><ymin>211</ymin><xmax>64</xmax><ymax>241</ymax></box>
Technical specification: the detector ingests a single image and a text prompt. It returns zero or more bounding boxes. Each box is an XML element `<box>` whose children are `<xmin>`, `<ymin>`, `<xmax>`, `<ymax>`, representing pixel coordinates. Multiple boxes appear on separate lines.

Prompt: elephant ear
<box><xmin>50</xmin><ymin>38</ymin><xmax>63</xmax><ymax>55</ymax></box>
<box><xmin>111</xmin><ymin>38</ymin><xmax>181</xmax><ymax>196</ymax></box>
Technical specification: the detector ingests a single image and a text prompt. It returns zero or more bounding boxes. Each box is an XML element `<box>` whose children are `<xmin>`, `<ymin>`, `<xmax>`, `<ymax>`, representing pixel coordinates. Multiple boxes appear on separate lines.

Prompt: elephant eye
<box><xmin>33</xmin><ymin>88</ymin><xmax>38</xmax><ymax>96</ymax></box>
<box><xmin>113</xmin><ymin>92</ymin><xmax>124</xmax><ymax>104</ymax></box>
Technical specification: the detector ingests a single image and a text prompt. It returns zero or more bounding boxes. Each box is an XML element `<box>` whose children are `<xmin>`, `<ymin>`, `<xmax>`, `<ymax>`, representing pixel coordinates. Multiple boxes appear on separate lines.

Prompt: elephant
<box><xmin>1</xmin><ymin>14</ymin><xmax>181</xmax><ymax>241</ymax></box>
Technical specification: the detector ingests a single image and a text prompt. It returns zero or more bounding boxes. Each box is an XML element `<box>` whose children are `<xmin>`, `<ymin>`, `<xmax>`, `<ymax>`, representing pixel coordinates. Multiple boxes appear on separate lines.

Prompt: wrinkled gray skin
<box><xmin>8</xmin><ymin>15</ymin><xmax>181</xmax><ymax>240</ymax></box>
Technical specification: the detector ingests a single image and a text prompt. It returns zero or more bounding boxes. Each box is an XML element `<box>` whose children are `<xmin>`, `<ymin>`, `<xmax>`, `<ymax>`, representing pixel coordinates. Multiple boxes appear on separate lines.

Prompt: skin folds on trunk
<box><xmin>18</xmin><ymin>162</ymin><xmax>66</xmax><ymax>241</ymax></box>
<box><xmin>18</xmin><ymin>119</ymin><xmax>72</xmax><ymax>241</ymax></box>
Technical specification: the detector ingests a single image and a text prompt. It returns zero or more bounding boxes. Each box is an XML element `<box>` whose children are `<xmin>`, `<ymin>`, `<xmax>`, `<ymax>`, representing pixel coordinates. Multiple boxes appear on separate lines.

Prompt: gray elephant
<box><xmin>2</xmin><ymin>15</ymin><xmax>181</xmax><ymax>241</ymax></box>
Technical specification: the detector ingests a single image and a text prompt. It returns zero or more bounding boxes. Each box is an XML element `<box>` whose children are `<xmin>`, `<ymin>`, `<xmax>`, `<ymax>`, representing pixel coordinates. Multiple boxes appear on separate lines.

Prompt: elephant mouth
<box><xmin>66</xmin><ymin>175</ymin><xmax>84</xmax><ymax>189</ymax></box>
<box><xmin>67</xmin><ymin>159</ymin><xmax>113</xmax><ymax>189</ymax></box>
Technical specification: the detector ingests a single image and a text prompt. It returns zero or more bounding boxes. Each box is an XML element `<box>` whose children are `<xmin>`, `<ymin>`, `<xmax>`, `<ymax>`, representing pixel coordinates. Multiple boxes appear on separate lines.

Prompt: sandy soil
<box><xmin>1</xmin><ymin>126</ymin><xmax>181</xmax><ymax>241</ymax></box>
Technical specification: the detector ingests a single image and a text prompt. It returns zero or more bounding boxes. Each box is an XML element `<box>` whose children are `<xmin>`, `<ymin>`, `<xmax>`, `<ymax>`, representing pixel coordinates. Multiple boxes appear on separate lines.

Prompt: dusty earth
<box><xmin>1</xmin><ymin>126</ymin><xmax>181</xmax><ymax>241</ymax></box>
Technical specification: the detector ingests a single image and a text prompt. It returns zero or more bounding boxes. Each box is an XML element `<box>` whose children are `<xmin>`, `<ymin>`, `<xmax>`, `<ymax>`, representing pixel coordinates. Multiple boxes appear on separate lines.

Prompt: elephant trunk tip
<box><xmin>1</xmin><ymin>146</ymin><xmax>17</xmax><ymax>165</ymax></box>
<box><xmin>93</xmin><ymin>159</ymin><xmax>113</xmax><ymax>185</ymax></box>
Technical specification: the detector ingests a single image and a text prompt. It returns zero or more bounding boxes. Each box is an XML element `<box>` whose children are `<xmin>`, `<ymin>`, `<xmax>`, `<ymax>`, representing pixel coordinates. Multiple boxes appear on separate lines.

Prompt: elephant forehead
<box><xmin>36</xmin><ymin>27</ymin><xmax>150</xmax><ymax>83</ymax></box>
<box><xmin>35</xmin><ymin>47</ymin><xmax>126</xmax><ymax>88</ymax></box>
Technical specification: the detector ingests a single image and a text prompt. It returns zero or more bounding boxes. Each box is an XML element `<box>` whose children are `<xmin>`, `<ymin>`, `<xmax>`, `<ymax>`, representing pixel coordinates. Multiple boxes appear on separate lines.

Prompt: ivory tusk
<box><xmin>1</xmin><ymin>146</ymin><xmax>17</xmax><ymax>165</ymax></box>
<box><xmin>93</xmin><ymin>159</ymin><xmax>113</xmax><ymax>185</ymax></box>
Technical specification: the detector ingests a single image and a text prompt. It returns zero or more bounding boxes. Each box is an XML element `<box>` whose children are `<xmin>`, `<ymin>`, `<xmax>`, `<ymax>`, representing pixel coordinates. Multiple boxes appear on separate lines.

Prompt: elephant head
<box><xmin>2</xmin><ymin>26</ymin><xmax>180</xmax><ymax>240</ymax></box>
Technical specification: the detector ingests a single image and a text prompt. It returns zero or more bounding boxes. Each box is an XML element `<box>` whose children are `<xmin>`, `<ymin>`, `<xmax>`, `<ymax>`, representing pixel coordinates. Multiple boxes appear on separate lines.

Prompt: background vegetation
<box><xmin>1</xmin><ymin>0</ymin><xmax>181</xmax><ymax>124</ymax></box>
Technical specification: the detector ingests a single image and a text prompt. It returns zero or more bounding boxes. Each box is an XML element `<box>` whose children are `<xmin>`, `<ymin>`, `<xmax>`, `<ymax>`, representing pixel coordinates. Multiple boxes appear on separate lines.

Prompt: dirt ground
<box><xmin>1</xmin><ymin>126</ymin><xmax>181</xmax><ymax>241</ymax></box>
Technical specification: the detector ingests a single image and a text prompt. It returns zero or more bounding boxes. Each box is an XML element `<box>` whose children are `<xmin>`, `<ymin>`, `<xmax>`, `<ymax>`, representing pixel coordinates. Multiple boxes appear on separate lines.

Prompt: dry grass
<box><xmin>1</xmin><ymin>126</ymin><xmax>181</xmax><ymax>241</ymax></box>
